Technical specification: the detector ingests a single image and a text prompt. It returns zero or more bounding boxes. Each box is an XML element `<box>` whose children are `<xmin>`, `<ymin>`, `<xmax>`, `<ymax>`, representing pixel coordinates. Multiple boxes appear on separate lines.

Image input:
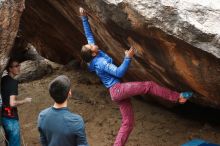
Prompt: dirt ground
<box><xmin>17</xmin><ymin>65</ymin><xmax>220</xmax><ymax>146</ymax></box>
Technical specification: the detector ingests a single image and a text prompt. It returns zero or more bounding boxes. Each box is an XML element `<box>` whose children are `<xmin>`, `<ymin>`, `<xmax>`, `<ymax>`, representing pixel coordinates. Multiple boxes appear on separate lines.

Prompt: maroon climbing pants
<box><xmin>109</xmin><ymin>81</ymin><xmax>180</xmax><ymax>146</ymax></box>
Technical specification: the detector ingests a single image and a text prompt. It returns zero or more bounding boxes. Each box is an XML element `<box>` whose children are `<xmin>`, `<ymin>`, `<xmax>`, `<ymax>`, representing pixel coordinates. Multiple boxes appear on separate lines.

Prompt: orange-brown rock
<box><xmin>3</xmin><ymin>0</ymin><xmax>220</xmax><ymax>108</ymax></box>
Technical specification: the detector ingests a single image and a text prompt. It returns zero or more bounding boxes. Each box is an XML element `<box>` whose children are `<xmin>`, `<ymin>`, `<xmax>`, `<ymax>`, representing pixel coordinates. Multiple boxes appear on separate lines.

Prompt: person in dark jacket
<box><xmin>79</xmin><ymin>7</ymin><xmax>193</xmax><ymax>146</ymax></box>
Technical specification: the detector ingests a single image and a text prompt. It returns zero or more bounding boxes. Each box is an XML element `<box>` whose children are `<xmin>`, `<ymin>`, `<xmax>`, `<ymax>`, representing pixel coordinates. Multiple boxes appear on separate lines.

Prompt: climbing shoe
<box><xmin>180</xmin><ymin>92</ymin><xmax>193</xmax><ymax>99</ymax></box>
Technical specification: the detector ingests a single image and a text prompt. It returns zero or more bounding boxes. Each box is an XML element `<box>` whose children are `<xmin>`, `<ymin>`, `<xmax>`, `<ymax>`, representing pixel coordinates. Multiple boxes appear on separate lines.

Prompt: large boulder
<box><xmin>0</xmin><ymin>0</ymin><xmax>25</xmax><ymax>72</ymax></box>
<box><xmin>18</xmin><ymin>0</ymin><xmax>220</xmax><ymax>108</ymax></box>
<box><xmin>15</xmin><ymin>60</ymin><xmax>53</xmax><ymax>83</ymax></box>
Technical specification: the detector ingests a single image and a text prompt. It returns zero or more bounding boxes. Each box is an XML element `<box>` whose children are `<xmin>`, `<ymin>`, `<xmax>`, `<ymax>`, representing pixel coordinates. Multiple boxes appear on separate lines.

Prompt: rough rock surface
<box><xmin>108</xmin><ymin>0</ymin><xmax>220</xmax><ymax>58</ymax></box>
<box><xmin>0</xmin><ymin>0</ymin><xmax>218</xmax><ymax>108</ymax></box>
<box><xmin>0</xmin><ymin>0</ymin><xmax>25</xmax><ymax>72</ymax></box>
<box><xmin>15</xmin><ymin>60</ymin><xmax>53</xmax><ymax>83</ymax></box>
<box><xmin>20</xmin><ymin>0</ymin><xmax>220</xmax><ymax>108</ymax></box>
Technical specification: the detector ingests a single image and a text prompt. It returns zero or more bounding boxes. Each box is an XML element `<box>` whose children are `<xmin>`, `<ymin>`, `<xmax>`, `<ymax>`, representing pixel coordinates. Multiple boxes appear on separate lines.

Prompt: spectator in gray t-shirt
<box><xmin>37</xmin><ymin>75</ymin><xmax>89</xmax><ymax>146</ymax></box>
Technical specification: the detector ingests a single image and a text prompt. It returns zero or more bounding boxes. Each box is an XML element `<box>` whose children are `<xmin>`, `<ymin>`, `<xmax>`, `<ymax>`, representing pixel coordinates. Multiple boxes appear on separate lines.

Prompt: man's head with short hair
<box><xmin>49</xmin><ymin>75</ymin><xmax>71</xmax><ymax>104</ymax></box>
<box><xmin>6</xmin><ymin>58</ymin><xmax>20</xmax><ymax>75</ymax></box>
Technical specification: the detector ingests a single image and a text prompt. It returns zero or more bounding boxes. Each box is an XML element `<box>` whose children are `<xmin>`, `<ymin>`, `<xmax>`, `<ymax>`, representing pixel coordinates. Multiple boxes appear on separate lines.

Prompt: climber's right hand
<box><xmin>79</xmin><ymin>7</ymin><xmax>87</xmax><ymax>16</ymax></box>
<box><xmin>125</xmin><ymin>46</ymin><xmax>135</xmax><ymax>58</ymax></box>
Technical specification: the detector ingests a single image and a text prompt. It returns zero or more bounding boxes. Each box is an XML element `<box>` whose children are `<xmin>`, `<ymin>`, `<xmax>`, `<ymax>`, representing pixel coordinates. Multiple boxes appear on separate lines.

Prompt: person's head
<box><xmin>81</xmin><ymin>44</ymin><xmax>99</xmax><ymax>63</ymax></box>
<box><xmin>6</xmin><ymin>59</ymin><xmax>20</xmax><ymax>76</ymax></box>
<box><xmin>49</xmin><ymin>75</ymin><xmax>72</xmax><ymax>104</ymax></box>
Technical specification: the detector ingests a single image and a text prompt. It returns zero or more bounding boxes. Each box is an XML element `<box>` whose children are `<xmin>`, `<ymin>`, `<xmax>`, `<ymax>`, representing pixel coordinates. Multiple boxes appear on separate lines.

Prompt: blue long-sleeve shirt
<box><xmin>82</xmin><ymin>16</ymin><xmax>95</xmax><ymax>44</ymax></box>
<box><xmin>81</xmin><ymin>16</ymin><xmax>131</xmax><ymax>88</ymax></box>
<box><xmin>38</xmin><ymin>107</ymin><xmax>89</xmax><ymax>146</ymax></box>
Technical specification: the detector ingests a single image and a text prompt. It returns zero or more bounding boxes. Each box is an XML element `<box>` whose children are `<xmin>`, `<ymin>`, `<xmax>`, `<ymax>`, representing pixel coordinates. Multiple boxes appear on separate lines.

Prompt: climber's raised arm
<box><xmin>79</xmin><ymin>7</ymin><xmax>95</xmax><ymax>45</ymax></box>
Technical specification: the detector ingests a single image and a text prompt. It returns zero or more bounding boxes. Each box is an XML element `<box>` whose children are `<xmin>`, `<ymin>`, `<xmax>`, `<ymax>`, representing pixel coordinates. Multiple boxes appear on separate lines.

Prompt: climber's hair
<box><xmin>6</xmin><ymin>58</ymin><xmax>20</xmax><ymax>72</ymax></box>
<box><xmin>81</xmin><ymin>45</ymin><xmax>94</xmax><ymax>63</ymax></box>
<box><xmin>49</xmin><ymin>75</ymin><xmax>71</xmax><ymax>104</ymax></box>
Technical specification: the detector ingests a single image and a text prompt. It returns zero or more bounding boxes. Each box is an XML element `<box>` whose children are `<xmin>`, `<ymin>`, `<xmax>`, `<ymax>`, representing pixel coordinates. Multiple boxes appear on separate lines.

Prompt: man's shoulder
<box><xmin>64</xmin><ymin>112</ymin><xmax>84</xmax><ymax>130</ymax></box>
<box><xmin>63</xmin><ymin>111</ymin><xmax>83</xmax><ymax>122</ymax></box>
<box><xmin>38</xmin><ymin>107</ymin><xmax>52</xmax><ymax>118</ymax></box>
<box><xmin>1</xmin><ymin>75</ymin><xmax>8</xmax><ymax>80</ymax></box>
<box><xmin>1</xmin><ymin>75</ymin><xmax>10</xmax><ymax>82</ymax></box>
<box><xmin>2</xmin><ymin>75</ymin><xmax>18</xmax><ymax>84</ymax></box>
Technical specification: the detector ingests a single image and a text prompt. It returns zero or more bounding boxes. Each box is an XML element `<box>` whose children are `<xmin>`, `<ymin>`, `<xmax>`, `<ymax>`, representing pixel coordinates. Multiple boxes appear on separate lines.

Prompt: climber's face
<box><xmin>85</xmin><ymin>44</ymin><xmax>99</xmax><ymax>56</ymax></box>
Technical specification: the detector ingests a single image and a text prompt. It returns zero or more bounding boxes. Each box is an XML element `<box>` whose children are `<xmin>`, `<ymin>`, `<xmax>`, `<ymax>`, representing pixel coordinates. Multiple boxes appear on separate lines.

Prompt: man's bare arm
<box><xmin>10</xmin><ymin>95</ymin><xmax>32</xmax><ymax>107</ymax></box>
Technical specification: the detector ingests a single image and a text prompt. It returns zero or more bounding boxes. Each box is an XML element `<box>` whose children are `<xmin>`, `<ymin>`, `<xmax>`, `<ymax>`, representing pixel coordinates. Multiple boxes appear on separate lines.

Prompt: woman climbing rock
<box><xmin>79</xmin><ymin>7</ymin><xmax>193</xmax><ymax>146</ymax></box>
